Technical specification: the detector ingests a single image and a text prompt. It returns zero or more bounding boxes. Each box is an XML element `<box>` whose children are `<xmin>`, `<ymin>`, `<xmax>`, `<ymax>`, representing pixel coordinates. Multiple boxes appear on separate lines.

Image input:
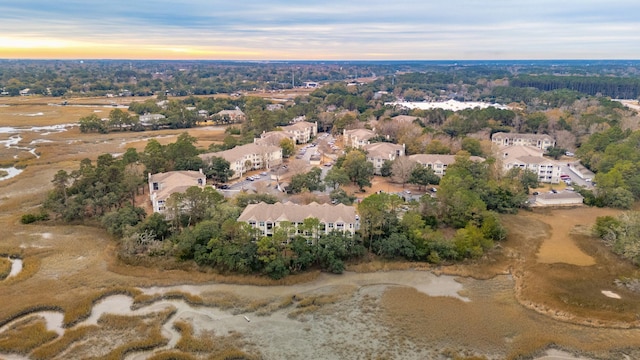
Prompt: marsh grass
<box><xmin>147</xmin><ymin>350</ymin><xmax>197</xmax><ymax>360</ymax></box>
<box><xmin>63</xmin><ymin>287</ymin><xmax>143</xmax><ymax>327</ymax></box>
<box><xmin>60</xmin><ymin>308</ymin><xmax>174</xmax><ymax>360</ymax></box>
<box><xmin>134</xmin><ymin>291</ymin><xmax>205</xmax><ymax>309</ymax></box>
<box><xmin>0</xmin><ymin>258</ymin><xmax>11</xmax><ymax>280</ymax></box>
<box><xmin>285</xmin><ymin>293</ymin><xmax>344</xmax><ymax>319</ymax></box>
<box><xmin>30</xmin><ymin>325</ymin><xmax>97</xmax><ymax>360</ymax></box>
<box><xmin>174</xmin><ymin>321</ymin><xmax>257</xmax><ymax>359</ymax></box>
<box><xmin>0</xmin><ymin>317</ymin><xmax>58</xmax><ymax>354</ymax></box>
<box><xmin>255</xmin><ymin>296</ymin><xmax>294</xmax><ymax>316</ymax></box>
<box><xmin>0</xmin><ymin>255</ymin><xmax>40</xmax><ymax>286</ymax></box>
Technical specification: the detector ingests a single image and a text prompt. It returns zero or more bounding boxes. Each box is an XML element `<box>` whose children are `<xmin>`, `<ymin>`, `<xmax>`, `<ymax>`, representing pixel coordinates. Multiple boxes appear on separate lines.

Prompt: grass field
<box><xmin>1</xmin><ymin>98</ymin><xmax>640</xmax><ymax>359</ymax></box>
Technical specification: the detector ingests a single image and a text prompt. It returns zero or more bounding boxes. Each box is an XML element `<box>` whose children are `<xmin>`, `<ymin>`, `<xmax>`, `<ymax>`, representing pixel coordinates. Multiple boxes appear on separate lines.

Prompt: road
<box><xmin>559</xmin><ymin>163</ymin><xmax>594</xmax><ymax>189</ymax></box>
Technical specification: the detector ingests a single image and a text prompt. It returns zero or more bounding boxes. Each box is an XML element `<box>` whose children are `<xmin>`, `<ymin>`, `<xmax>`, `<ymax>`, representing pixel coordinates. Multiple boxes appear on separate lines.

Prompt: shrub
<box><xmin>20</xmin><ymin>212</ymin><xmax>49</xmax><ymax>224</ymax></box>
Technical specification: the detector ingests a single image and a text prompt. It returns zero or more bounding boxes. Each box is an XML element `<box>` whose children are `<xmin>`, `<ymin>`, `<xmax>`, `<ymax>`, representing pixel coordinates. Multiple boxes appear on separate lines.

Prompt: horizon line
<box><xmin>2</xmin><ymin>58</ymin><xmax>640</xmax><ymax>62</ymax></box>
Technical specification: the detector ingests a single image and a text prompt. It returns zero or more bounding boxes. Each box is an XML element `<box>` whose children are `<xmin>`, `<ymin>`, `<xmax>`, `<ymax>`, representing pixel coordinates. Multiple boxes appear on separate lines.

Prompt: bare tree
<box><xmin>391</xmin><ymin>157</ymin><xmax>417</xmax><ymax>188</ymax></box>
<box><xmin>555</xmin><ymin>130</ymin><xmax>577</xmax><ymax>150</ymax></box>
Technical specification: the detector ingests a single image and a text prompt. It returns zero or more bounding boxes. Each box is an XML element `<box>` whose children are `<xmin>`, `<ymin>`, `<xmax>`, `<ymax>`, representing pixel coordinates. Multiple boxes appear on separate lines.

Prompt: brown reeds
<box><xmin>63</xmin><ymin>287</ymin><xmax>142</xmax><ymax>327</ymax></box>
<box><xmin>0</xmin><ymin>258</ymin><xmax>11</xmax><ymax>280</ymax></box>
<box><xmin>174</xmin><ymin>321</ymin><xmax>257</xmax><ymax>359</ymax></box>
<box><xmin>30</xmin><ymin>325</ymin><xmax>97</xmax><ymax>360</ymax></box>
<box><xmin>0</xmin><ymin>317</ymin><xmax>58</xmax><ymax>354</ymax></box>
<box><xmin>147</xmin><ymin>350</ymin><xmax>197</xmax><ymax>360</ymax></box>
<box><xmin>0</xmin><ymin>254</ymin><xmax>40</xmax><ymax>286</ymax></box>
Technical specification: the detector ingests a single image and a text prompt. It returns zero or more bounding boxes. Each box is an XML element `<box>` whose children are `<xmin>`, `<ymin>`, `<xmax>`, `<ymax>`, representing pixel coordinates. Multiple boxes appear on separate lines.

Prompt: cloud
<box><xmin>1</xmin><ymin>1</ymin><xmax>640</xmax><ymax>59</ymax></box>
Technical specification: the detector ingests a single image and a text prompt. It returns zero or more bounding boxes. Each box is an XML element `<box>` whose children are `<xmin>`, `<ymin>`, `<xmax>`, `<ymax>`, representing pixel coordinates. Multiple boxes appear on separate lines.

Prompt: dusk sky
<box><xmin>2</xmin><ymin>0</ymin><xmax>640</xmax><ymax>60</ymax></box>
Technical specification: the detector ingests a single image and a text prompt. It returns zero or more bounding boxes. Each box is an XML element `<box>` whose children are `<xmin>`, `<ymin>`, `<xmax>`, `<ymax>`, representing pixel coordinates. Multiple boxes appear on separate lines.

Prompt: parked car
<box><xmin>218</xmin><ymin>184</ymin><xmax>229</xmax><ymax>189</ymax></box>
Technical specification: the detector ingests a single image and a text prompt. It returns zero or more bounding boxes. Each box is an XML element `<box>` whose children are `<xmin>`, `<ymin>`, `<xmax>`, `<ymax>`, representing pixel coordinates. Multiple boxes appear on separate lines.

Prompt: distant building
<box><xmin>343</xmin><ymin>128</ymin><xmax>377</xmax><ymax>148</ymax></box>
<box><xmin>280</xmin><ymin>121</ymin><xmax>318</xmax><ymax>144</ymax></box>
<box><xmin>303</xmin><ymin>81</ymin><xmax>319</xmax><ymax>88</ymax></box>
<box><xmin>148</xmin><ymin>170</ymin><xmax>206</xmax><ymax>213</ymax></box>
<box><xmin>491</xmin><ymin>132</ymin><xmax>556</xmax><ymax>150</ymax></box>
<box><xmin>238</xmin><ymin>202</ymin><xmax>359</xmax><ymax>239</ymax></box>
<box><xmin>139</xmin><ymin>113</ymin><xmax>166</xmax><ymax>126</ymax></box>
<box><xmin>214</xmin><ymin>108</ymin><xmax>246</xmax><ymax>123</ymax></box>
<box><xmin>408</xmin><ymin>154</ymin><xmax>485</xmax><ymax>177</ymax></box>
<box><xmin>254</xmin><ymin>131</ymin><xmax>295</xmax><ymax>146</ymax></box>
<box><xmin>391</xmin><ymin>115</ymin><xmax>420</xmax><ymax>125</ymax></box>
<box><xmin>266</xmin><ymin>103</ymin><xmax>285</xmax><ymax>111</ymax></box>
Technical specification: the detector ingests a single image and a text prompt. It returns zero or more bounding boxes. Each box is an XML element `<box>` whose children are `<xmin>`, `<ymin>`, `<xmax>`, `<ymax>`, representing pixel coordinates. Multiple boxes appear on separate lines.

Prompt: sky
<box><xmin>1</xmin><ymin>0</ymin><xmax>640</xmax><ymax>60</ymax></box>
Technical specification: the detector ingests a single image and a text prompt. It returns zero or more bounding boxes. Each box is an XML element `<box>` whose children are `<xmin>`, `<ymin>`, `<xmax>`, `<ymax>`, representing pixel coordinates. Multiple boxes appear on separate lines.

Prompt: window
<box><xmin>259</xmin><ymin>222</ymin><xmax>265</xmax><ymax>227</ymax></box>
<box><xmin>197</xmin><ymin>178</ymin><xmax>203</xmax><ymax>185</ymax></box>
<box><xmin>336</xmin><ymin>223</ymin><xmax>344</xmax><ymax>230</ymax></box>
<box><xmin>328</xmin><ymin>223</ymin><xmax>334</xmax><ymax>229</ymax></box>
<box><xmin>249</xmin><ymin>221</ymin><xmax>256</xmax><ymax>227</ymax></box>
<box><xmin>152</xmin><ymin>182</ymin><xmax>159</xmax><ymax>190</ymax></box>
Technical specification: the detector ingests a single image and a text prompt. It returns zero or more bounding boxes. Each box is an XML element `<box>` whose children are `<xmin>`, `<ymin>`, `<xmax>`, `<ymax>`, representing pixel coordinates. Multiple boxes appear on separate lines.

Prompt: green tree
<box><xmin>324</xmin><ymin>167</ymin><xmax>350</xmax><ymax>190</ymax></box>
<box><xmin>545</xmin><ymin>146</ymin><xmax>567</xmax><ymax>160</ymax></box>
<box><xmin>142</xmin><ymin>139</ymin><xmax>168</xmax><ymax>174</ymax></box>
<box><xmin>341</xmin><ymin>150</ymin><xmax>374</xmax><ymax>191</ymax></box>
<box><xmin>409</xmin><ymin>165</ymin><xmax>440</xmax><ymax>190</ymax></box>
<box><xmin>107</xmin><ymin>108</ymin><xmax>134</xmax><ymax>130</ymax></box>
<box><xmin>101</xmin><ymin>205</ymin><xmax>146</xmax><ymax>237</ymax></box>
<box><xmin>78</xmin><ymin>114</ymin><xmax>107</xmax><ymax>133</ymax></box>
<box><xmin>280</xmin><ymin>138</ymin><xmax>295</xmax><ymax>158</ymax></box>
<box><xmin>380</xmin><ymin>160</ymin><xmax>393</xmax><ymax>177</ymax></box>
<box><xmin>461</xmin><ymin>137</ymin><xmax>484</xmax><ymax>157</ymax></box>
<box><xmin>453</xmin><ymin>224</ymin><xmax>493</xmax><ymax>259</ymax></box>
<box><xmin>205</xmin><ymin>156</ymin><xmax>234</xmax><ymax>185</ymax></box>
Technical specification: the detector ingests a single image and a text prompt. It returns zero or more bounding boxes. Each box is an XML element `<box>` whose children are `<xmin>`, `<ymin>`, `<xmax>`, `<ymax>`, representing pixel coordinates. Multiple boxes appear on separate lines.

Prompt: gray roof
<box><xmin>492</xmin><ymin>132</ymin><xmax>554</xmax><ymax>141</ymax></box>
<box><xmin>281</xmin><ymin>121</ymin><xmax>316</xmax><ymax>132</ymax></box>
<box><xmin>199</xmin><ymin>143</ymin><xmax>280</xmax><ymax>163</ymax></box>
<box><xmin>536</xmin><ymin>192</ymin><xmax>584</xmax><ymax>201</ymax></box>
<box><xmin>363</xmin><ymin>142</ymin><xmax>404</xmax><ymax>158</ymax></box>
<box><xmin>409</xmin><ymin>154</ymin><xmax>485</xmax><ymax>165</ymax></box>
<box><xmin>238</xmin><ymin>202</ymin><xmax>357</xmax><ymax>224</ymax></box>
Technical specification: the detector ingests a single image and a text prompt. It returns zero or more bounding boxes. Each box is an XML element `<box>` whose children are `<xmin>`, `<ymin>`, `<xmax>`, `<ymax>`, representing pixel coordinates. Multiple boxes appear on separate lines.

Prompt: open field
<box><xmin>1</xmin><ymin>99</ymin><xmax>640</xmax><ymax>359</ymax></box>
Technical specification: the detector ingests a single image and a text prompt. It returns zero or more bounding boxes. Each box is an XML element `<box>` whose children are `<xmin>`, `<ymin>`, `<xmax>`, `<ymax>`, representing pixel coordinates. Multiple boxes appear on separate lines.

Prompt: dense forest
<box><xmin>2</xmin><ymin>60</ymin><xmax>640</xmax><ymax>100</ymax></box>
